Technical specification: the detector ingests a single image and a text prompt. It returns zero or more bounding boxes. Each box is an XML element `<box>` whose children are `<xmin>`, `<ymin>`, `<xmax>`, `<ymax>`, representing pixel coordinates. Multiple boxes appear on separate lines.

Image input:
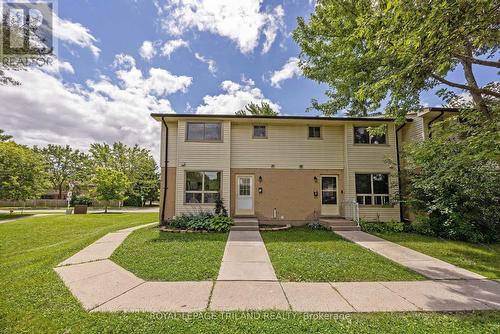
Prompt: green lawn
<box><xmin>1</xmin><ymin>215</ymin><xmax>499</xmax><ymax>333</ymax></box>
<box><xmin>262</xmin><ymin>228</ymin><xmax>423</xmax><ymax>282</ymax></box>
<box><xmin>112</xmin><ymin>228</ymin><xmax>227</xmax><ymax>281</ymax></box>
<box><xmin>373</xmin><ymin>232</ymin><xmax>500</xmax><ymax>279</ymax></box>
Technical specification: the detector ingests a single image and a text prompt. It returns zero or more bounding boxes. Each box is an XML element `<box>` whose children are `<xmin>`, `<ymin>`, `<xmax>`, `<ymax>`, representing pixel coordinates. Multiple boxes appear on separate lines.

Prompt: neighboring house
<box><xmin>151</xmin><ymin>107</ymin><xmax>457</xmax><ymax>225</ymax></box>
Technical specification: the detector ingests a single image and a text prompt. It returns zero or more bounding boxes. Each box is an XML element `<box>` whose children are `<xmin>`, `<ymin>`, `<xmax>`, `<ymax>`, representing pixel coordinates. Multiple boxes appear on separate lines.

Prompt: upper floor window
<box><xmin>355</xmin><ymin>173</ymin><xmax>390</xmax><ymax>205</ymax></box>
<box><xmin>354</xmin><ymin>126</ymin><xmax>386</xmax><ymax>144</ymax></box>
<box><xmin>253</xmin><ymin>125</ymin><xmax>267</xmax><ymax>138</ymax></box>
<box><xmin>186</xmin><ymin>122</ymin><xmax>222</xmax><ymax>141</ymax></box>
<box><xmin>308</xmin><ymin>126</ymin><xmax>321</xmax><ymax>139</ymax></box>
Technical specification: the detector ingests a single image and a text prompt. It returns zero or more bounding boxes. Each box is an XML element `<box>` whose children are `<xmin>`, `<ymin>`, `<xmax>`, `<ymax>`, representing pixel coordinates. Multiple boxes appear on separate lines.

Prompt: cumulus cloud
<box><xmin>195</xmin><ymin>78</ymin><xmax>280</xmax><ymax>115</ymax></box>
<box><xmin>156</xmin><ymin>0</ymin><xmax>285</xmax><ymax>54</ymax></box>
<box><xmin>0</xmin><ymin>55</ymin><xmax>192</xmax><ymax>158</ymax></box>
<box><xmin>268</xmin><ymin>57</ymin><xmax>301</xmax><ymax>88</ymax></box>
<box><xmin>53</xmin><ymin>14</ymin><xmax>101</xmax><ymax>58</ymax></box>
<box><xmin>139</xmin><ymin>40</ymin><xmax>157</xmax><ymax>60</ymax></box>
<box><xmin>161</xmin><ymin>39</ymin><xmax>189</xmax><ymax>58</ymax></box>
<box><xmin>194</xmin><ymin>52</ymin><xmax>217</xmax><ymax>75</ymax></box>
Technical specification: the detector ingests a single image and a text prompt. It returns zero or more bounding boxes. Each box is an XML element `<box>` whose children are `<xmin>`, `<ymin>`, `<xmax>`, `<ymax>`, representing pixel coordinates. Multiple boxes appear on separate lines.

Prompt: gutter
<box><xmin>161</xmin><ymin>117</ymin><xmax>168</xmax><ymax>223</ymax></box>
<box><xmin>427</xmin><ymin>111</ymin><xmax>444</xmax><ymax>138</ymax></box>
<box><xmin>395</xmin><ymin>123</ymin><xmax>406</xmax><ymax>222</ymax></box>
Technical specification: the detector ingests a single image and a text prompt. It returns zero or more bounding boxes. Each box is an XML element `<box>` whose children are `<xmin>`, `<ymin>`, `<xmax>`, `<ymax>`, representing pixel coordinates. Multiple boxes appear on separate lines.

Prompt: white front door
<box><xmin>235</xmin><ymin>175</ymin><xmax>254</xmax><ymax>215</ymax></box>
<box><xmin>320</xmin><ymin>175</ymin><xmax>339</xmax><ymax>216</ymax></box>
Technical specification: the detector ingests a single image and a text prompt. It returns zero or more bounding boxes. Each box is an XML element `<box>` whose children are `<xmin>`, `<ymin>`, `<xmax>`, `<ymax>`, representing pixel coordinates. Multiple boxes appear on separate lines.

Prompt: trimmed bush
<box><xmin>360</xmin><ymin>220</ymin><xmax>406</xmax><ymax>233</ymax></box>
<box><xmin>165</xmin><ymin>210</ymin><xmax>233</xmax><ymax>232</ymax></box>
<box><xmin>209</xmin><ymin>215</ymin><xmax>234</xmax><ymax>232</ymax></box>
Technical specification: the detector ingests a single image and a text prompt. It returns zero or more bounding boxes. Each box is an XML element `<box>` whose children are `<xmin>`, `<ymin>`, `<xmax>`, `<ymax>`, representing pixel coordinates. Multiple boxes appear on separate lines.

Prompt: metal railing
<box><xmin>341</xmin><ymin>200</ymin><xmax>360</xmax><ymax>226</ymax></box>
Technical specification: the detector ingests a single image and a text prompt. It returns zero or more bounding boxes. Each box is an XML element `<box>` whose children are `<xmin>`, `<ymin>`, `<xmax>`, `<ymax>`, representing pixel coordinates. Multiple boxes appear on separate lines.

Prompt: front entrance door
<box><xmin>320</xmin><ymin>175</ymin><xmax>339</xmax><ymax>216</ymax></box>
<box><xmin>235</xmin><ymin>175</ymin><xmax>254</xmax><ymax>215</ymax></box>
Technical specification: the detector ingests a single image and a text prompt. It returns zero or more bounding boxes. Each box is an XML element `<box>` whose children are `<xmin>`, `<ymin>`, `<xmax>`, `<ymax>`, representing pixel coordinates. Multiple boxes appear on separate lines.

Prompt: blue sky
<box><xmin>0</xmin><ymin>0</ymin><xmax>497</xmax><ymax>157</ymax></box>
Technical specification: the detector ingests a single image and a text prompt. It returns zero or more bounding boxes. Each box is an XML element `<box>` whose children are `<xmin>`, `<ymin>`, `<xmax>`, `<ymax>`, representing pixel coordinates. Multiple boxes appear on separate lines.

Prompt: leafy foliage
<box><xmin>0</xmin><ymin>142</ymin><xmax>48</xmax><ymax>201</ymax></box>
<box><xmin>403</xmin><ymin>108</ymin><xmax>500</xmax><ymax>242</ymax></box>
<box><xmin>34</xmin><ymin>144</ymin><xmax>91</xmax><ymax>199</ymax></box>
<box><xmin>236</xmin><ymin>102</ymin><xmax>278</xmax><ymax>116</ymax></box>
<box><xmin>92</xmin><ymin>167</ymin><xmax>130</xmax><ymax>212</ymax></box>
<box><xmin>0</xmin><ymin>129</ymin><xmax>12</xmax><ymax>142</ymax></box>
<box><xmin>293</xmin><ymin>0</ymin><xmax>499</xmax><ymax>118</ymax></box>
<box><xmin>360</xmin><ymin>220</ymin><xmax>406</xmax><ymax>233</ymax></box>
<box><xmin>166</xmin><ymin>210</ymin><xmax>233</xmax><ymax>232</ymax></box>
<box><xmin>214</xmin><ymin>198</ymin><xmax>228</xmax><ymax>216</ymax></box>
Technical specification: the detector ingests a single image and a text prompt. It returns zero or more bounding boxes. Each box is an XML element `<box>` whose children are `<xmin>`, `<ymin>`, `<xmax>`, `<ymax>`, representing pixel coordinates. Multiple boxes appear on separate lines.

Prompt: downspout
<box><xmin>427</xmin><ymin>111</ymin><xmax>444</xmax><ymax>138</ymax></box>
<box><xmin>395</xmin><ymin>123</ymin><xmax>406</xmax><ymax>222</ymax></box>
<box><xmin>161</xmin><ymin>118</ymin><xmax>168</xmax><ymax>223</ymax></box>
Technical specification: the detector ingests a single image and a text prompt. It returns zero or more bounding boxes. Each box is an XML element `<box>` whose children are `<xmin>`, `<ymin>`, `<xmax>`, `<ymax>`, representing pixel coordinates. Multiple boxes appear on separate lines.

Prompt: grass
<box><xmin>372</xmin><ymin>232</ymin><xmax>500</xmax><ymax>279</ymax></box>
<box><xmin>112</xmin><ymin>228</ymin><xmax>227</xmax><ymax>281</ymax></box>
<box><xmin>1</xmin><ymin>215</ymin><xmax>499</xmax><ymax>333</ymax></box>
<box><xmin>262</xmin><ymin>228</ymin><xmax>423</xmax><ymax>282</ymax></box>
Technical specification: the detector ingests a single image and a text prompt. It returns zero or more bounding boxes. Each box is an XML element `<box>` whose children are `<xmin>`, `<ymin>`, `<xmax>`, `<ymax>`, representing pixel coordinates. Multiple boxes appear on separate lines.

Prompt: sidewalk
<box><xmin>54</xmin><ymin>225</ymin><xmax>500</xmax><ymax>313</ymax></box>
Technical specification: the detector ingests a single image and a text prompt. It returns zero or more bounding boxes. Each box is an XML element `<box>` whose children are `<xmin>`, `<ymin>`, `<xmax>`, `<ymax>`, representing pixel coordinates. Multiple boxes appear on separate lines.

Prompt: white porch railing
<box><xmin>341</xmin><ymin>200</ymin><xmax>360</xmax><ymax>226</ymax></box>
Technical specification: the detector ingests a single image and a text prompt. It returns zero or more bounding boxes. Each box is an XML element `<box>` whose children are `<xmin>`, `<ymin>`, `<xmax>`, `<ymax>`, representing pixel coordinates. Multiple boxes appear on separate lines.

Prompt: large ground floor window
<box><xmin>355</xmin><ymin>173</ymin><xmax>390</xmax><ymax>205</ymax></box>
<box><xmin>185</xmin><ymin>171</ymin><xmax>221</xmax><ymax>204</ymax></box>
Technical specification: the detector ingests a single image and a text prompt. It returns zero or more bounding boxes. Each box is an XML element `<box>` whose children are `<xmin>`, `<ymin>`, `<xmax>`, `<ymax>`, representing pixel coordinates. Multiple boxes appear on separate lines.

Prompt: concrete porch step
<box><xmin>232</xmin><ymin>217</ymin><xmax>259</xmax><ymax>231</ymax></box>
<box><xmin>319</xmin><ymin>218</ymin><xmax>360</xmax><ymax>231</ymax></box>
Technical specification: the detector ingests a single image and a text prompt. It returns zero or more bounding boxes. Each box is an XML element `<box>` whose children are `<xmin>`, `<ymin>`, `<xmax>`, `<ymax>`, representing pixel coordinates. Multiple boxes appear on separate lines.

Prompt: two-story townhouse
<box><xmin>152</xmin><ymin>111</ymin><xmax>438</xmax><ymax>226</ymax></box>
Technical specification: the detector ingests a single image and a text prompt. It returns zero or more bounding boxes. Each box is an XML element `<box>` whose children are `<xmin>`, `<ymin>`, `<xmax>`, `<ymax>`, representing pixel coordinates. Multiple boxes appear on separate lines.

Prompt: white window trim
<box><xmin>185</xmin><ymin>171</ymin><xmax>221</xmax><ymax>204</ymax></box>
<box><xmin>355</xmin><ymin>173</ymin><xmax>390</xmax><ymax>206</ymax></box>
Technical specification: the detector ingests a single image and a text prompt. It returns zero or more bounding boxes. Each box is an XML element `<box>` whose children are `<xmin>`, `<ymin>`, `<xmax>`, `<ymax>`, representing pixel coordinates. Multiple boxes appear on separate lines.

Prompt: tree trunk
<box><xmin>461</xmin><ymin>44</ymin><xmax>491</xmax><ymax>118</ymax></box>
<box><xmin>58</xmin><ymin>184</ymin><xmax>63</xmax><ymax>199</ymax></box>
<box><xmin>105</xmin><ymin>202</ymin><xmax>108</xmax><ymax>214</ymax></box>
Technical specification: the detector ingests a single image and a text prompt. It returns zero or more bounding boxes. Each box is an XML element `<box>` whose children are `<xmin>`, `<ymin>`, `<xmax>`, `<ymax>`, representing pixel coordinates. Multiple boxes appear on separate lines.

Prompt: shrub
<box><xmin>209</xmin><ymin>215</ymin><xmax>234</xmax><ymax>232</ymax></box>
<box><xmin>214</xmin><ymin>198</ymin><xmax>228</xmax><ymax>216</ymax></box>
<box><xmin>307</xmin><ymin>222</ymin><xmax>327</xmax><ymax>230</ymax></box>
<box><xmin>71</xmin><ymin>195</ymin><xmax>93</xmax><ymax>206</ymax></box>
<box><xmin>404</xmin><ymin>108</ymin><xmax>500</xmax><ymax>243</ymax></box>
<box><xmin>360</xmin><ymin>220</ymin><xmax>406</xmax><ymax>233</ymax></box>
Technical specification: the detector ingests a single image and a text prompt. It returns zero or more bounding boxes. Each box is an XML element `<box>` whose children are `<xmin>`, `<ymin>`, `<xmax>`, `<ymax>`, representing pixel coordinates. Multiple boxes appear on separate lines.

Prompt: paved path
<box><xmin>335</xmin><ymin>231</ymin><xmax>485</xmax><ymax>280</ymax></box>
<box><xmin>54</xmin><ymin>225</ymin><xmax>500</xmax><ymax>313</ymax></box>
<box><xmin>0</xmin><ymin>213</ymin><xmax>53</xmax><ymax>224</ymax></box>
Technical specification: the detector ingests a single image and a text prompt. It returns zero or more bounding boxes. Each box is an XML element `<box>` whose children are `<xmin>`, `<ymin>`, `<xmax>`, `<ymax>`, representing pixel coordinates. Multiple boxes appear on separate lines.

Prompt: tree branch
<box><xmin>453</xmin><ymin>53</ymin><xmax>500</xmax><ymax>68</ymax></box>
<box><xmin>431</xmin><ymin>74</ymin><xmax>500</xmax><ymax>98</ymax></box>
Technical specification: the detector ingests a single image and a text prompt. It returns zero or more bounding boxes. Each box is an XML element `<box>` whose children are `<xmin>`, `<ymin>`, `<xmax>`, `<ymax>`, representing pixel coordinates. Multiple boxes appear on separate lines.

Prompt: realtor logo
<box><xmin>1</xmin><ymin>0</ymin><xmax>54</xmax><ymax>57</ymax></box>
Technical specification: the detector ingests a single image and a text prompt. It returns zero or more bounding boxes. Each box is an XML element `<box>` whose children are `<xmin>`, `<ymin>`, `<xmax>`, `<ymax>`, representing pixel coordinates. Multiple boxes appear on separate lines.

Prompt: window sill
<box><xmin>359</xmin><ymin>205</ymin><xmax>394</xmax><ymax>208</ymax></box>
<box><xmin>183</xmin><ymin>203</ymin><xmax>216</xmax><ymax>206</ymax></box>
<box><xmin>353</xmin><ymin>143</ymin><xmax>390</xmax><ymax>147</ymax></box>
<box><xmin>185</xmin><ymin>140</ymin><xmax>223</xmax><ymax>143</ymax></box>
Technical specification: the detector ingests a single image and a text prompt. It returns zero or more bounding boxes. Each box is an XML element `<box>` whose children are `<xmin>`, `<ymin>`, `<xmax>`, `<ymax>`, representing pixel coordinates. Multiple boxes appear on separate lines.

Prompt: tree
<box><xmin>0</xmin><ymin>142</ymin><xmax>48</xmax><ymax>201</ymax></box>
<box><xmin>89</xmin><ymin>142</ymin><xmax>159</xmax><ymax>206</ymax></box>
<box><xmin>403</xmin><ymin>106</ymin><xmax>500</xmax><ymax>242</ymax></box>
<box><xmin>293</xmin><ymin>0</ymin><xmax>499</xmax><ymax>118</ymax></box>
<box><xmin>93</xmin><ymin>168</ymin><xmax>130</xmax><ymax>213</ymax></box>
<box><xmin>236</xmin><ymin>102</ymin><xmax>279</xmax><ymax>116</ymax></box>
<box><xmin>0</xmin><ymin>129</ymin><xmax>12</xmax><ymax>142</ymax></box>
<box><xmin>35</xmin><ymin>145</ymin><xmax>91</xmax><ymax>199</ymax></box>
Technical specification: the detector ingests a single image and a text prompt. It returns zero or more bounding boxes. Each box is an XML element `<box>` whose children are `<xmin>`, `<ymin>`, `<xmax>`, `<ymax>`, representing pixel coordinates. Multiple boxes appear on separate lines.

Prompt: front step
<box><xmin>232</xmin><ymin>217</ymin><xmax>259</xmax><ymax>231</ymax></box>
<box><xmin>320</xmin><ymin>218</ymin><xmax>360</xmax><ymax>231</ymax></box>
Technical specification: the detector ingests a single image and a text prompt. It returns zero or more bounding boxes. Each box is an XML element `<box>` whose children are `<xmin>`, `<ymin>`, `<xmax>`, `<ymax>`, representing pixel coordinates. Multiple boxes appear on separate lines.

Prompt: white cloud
<box><xmin>194</xmin><ymin>52</ymin><xmax>217</xmax><ymax>75</ymax></box>
<box><xmin>156</xmin><ymin>0</ymin><xmax>285</xmax><ymax>54</ymax></box>
<box><xmin>0</xmin><ymin>55</ymin><xmax>192</xmax><ymax>158</ymax></box>
<box><xmin>161</xmin><ymin>39</ymin><xmax>189</xmax><ymax>58</ymax></box>
<box><xmin>139</xmin><ymin>40</ymin><xmax>157</xmax><ymax>60</ymax></box>
<box><xmin>269</xmin><ymin>57</ymin><xmax>301</xmax><ymax>88</ymax></box>
<box><xmin>53</xmin><ymin>15</ymin><xmax>101</xmax><ymax>58</ymax></box>
<box><xmin>195</xmin><ymin>78</ymin><xmax>280</xmax><ymax>115</ymax></box>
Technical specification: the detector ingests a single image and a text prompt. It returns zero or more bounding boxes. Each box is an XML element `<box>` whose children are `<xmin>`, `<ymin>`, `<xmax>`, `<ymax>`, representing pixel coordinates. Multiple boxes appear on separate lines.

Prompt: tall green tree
<box><xmin>35</xmin><ymin>145</ymin><xmax>91</xmax><ymax>199</ymax></box>
<box><xmin>403</xmin><ymin>105</ymin><xmax>500</xmax><ymax>242</ymax></box>
<box><xmin>236</xmin><ymin>102</ymin><xmax>279</xmax><ymax>116</ymax></box>
<box><xmin>89</xmin><ymin>142</ymin><xmax>159</xmax><ymax>205</ymax></box>
<box><xmin>0</xmin><ymin>142</ymin><xmax>48</xmax><ymax>201</ymax></box>
<box><xmin>0</xmin><ymin>129</ymin><xmax>12</xmax><ymax>142</ymax></box>
<box><xmin>294</xmin><ymin>0</ymin><xmax>499</xmax><ymax>118</ymax></box>
<box><xmin>93</xmin><ymin>167</ymin><xmax>130</xmax><ymax>213</ymax></box>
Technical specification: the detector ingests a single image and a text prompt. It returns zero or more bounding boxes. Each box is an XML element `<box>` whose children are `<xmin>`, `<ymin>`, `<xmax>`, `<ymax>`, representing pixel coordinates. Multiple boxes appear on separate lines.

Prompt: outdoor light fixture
<box><xmin>314</xmin><ymin>176</ymin><xmax>318</xmax><ymax>182</ymax></box>
<box><xmin>299</xmin><ymin>164</ymin><xmax>303</xmax><ymax>169</ymax></box>
<box><xmin>258</xmin><ymin>187</ymin><xmax>263</xmax><ymax>194</ymax></box>
<box><xmin>259</xmin><ymin>176</ymin><xmax>263</xmax><ymax>183</ymax></box>
<box><xmin>271</xmin><ymin>164</ymin><xmax>275</xmax><ymax>168</ymax></box>
<box><xmin>313</xmin><ymin>191</ymin><xmax>318</xmax><ymax>197</ymax></box>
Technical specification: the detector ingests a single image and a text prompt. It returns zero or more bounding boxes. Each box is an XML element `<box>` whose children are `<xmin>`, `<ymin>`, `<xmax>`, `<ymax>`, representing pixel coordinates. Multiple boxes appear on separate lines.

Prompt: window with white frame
<box><xmin>355</xmin><ymin>173</ymin><xmax>390</xmax><ymax>205</ymax></box>
<box><xmin>186</xmin><ymin>122</ymin><xmax>222</xmax><ymax>141</ymax></box>
<box><xmin>185</xmin><ymin>171</ymin><xmax>221</xmax><ymax>204</ymax></box>
<box><xmin>354</xmin><ymin>126</ymin><xmax>386</xmax><ymax>144</ymax></box>
<box><xmin>253</xmin><ymin>125</ymin><xmax>267</xmax><ymax>138</ymax></box>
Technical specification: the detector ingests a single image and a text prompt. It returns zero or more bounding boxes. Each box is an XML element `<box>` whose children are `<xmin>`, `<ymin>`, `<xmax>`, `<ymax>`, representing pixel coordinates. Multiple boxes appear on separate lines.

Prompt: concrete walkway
<box><xmin>335</xmin><ymin>231</ymin><xmax>485</xmax><ymax>280</ymax></box>
<box><xmin>54</xmin><ymin>224</ymin><xmax>500</xmax><ymax>313</ymax></box>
